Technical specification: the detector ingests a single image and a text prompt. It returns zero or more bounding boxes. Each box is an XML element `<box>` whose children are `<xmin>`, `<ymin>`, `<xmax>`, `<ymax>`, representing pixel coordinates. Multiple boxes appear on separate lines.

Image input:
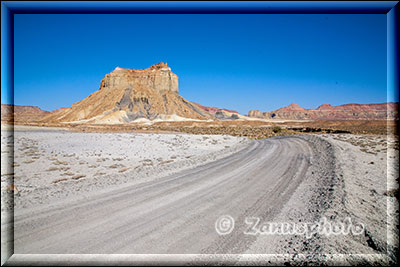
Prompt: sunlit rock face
<box><xmin>248</xmin><ymin>110</ymin><xmax>263</xmax><ymax>118</ymax></box>
<box><xmin>41</xmin><ymin>63</ymin><xmax>213</xmax><ymax>124</ymax></box>
<box><xmin>100</xmin><ymin>62</ymin><xmax>179</xmax><ymax>93</ymax></box>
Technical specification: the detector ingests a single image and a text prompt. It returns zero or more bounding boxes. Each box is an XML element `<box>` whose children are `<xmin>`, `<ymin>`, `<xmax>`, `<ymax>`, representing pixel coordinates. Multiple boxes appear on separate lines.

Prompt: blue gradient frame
<box><xmin>1</xmin><ymin>1</ymin><xmax>399</xmax><ymax>266</ymax></box>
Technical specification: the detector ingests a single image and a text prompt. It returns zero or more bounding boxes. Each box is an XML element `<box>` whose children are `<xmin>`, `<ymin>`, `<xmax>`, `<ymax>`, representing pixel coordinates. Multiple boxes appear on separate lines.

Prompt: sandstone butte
<box><xmin>248</xmin><ymin>102</ymin><xmax>398</xmax><ymax>120</ymax></box>
<box><xmin>41</xmin><ymin>63</ymin><xmax>223</xmax><ymax>124</ymax></box>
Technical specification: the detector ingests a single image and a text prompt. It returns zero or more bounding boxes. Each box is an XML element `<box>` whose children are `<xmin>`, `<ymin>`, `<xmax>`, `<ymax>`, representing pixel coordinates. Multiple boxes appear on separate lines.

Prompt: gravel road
<box><xmin>2</xmin><ymin>134</ymin><xmax>396</xmax><ymax>265</ymax></box>
<box><xmin>10</xmin><ymin>135</ymin><xmax>318</xmax><ymax>253</ymax></box>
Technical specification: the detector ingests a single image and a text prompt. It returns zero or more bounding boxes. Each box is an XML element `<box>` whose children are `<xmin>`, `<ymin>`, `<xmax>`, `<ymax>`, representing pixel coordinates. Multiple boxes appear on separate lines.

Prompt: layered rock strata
<box><xmin>248</xmin><ymin>103</ymin><xmax>398</xmax><ymax>120</ymax></box>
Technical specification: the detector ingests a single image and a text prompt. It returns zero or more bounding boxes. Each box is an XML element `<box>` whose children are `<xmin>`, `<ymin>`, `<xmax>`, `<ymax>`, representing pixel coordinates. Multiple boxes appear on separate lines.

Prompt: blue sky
<box><xmin>8</xmin><ymin>14</ymin><xmax>392</xmax><ymax>114</ymax></box>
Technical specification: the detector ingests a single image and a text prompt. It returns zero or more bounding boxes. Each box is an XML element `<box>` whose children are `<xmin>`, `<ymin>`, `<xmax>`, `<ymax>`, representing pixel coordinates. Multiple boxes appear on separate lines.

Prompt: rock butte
<box><xmin>42</xmin><ymin>63</ymin><xmax>218</xmax><ymax>124</ymax></box>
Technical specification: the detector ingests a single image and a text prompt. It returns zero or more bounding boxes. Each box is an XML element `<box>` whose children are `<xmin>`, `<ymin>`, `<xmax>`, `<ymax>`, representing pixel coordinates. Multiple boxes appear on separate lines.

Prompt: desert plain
<box><xmin>1</xmin><ymin>120</ymin><xmax>398</xmax><ymax>265</ymax></box>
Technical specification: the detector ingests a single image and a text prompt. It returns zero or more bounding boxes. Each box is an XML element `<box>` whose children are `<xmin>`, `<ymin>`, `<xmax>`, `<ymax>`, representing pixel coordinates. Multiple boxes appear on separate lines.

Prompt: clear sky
<box><xmin>8</xmin><ymin>14</ymin><xmax>392</xmax><ymax>114</ymax></box>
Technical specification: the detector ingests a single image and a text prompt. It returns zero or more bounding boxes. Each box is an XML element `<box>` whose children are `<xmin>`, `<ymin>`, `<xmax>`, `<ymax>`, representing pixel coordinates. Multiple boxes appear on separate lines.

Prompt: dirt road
<box><xmin>5</xmin><ymin>133</ymin><xmax>395</xmax><ymax>265</ymax></box>
<box><xmin>10</xmin><ymin>135</ymin><xmax>331</xmax><ymax>255</ymax></box>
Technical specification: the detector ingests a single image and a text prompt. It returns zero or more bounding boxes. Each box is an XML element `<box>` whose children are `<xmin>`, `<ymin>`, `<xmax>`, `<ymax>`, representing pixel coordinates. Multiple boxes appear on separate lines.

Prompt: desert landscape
<box><xmin>1</xmin><ymin>61</ymin><xmax>398</xmax><ymax>265</ymax></box>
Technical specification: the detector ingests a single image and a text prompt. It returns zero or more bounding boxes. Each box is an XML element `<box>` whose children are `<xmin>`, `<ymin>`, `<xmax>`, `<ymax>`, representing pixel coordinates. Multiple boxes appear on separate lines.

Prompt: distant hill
<box><xmin>1</xmin><ymin>104</ymin><xmax>50</xmax><ymax>123</ymax></box>
<box><xmin>248</xmin><ymin>102</ymin><xmax>398</xmax><ymax>120</ymax></box>
<box><xmin>192</xmin><ymin>102</ymin><xmax>239</xmax><ymax>115</ymax></box>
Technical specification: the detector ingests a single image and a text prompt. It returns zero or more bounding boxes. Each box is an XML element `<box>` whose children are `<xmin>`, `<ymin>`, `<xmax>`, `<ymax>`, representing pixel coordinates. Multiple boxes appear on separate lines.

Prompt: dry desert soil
<box><xmin>1</xmin><ymin>124</ymin><xmax>398</xmax><ymax>265</ymax></box>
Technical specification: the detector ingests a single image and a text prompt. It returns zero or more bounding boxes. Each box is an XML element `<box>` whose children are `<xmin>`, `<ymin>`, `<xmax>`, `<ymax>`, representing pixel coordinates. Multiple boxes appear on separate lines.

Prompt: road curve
<box><xmin>13</xmin><ymin>135</ymin><xmax>320</xmax><ymax>254</ymax></box>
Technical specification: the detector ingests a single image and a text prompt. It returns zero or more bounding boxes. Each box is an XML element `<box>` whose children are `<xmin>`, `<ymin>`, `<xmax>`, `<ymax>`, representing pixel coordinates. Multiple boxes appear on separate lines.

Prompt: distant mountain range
<box><xmin>1</xmin><ymin>63</ymin><xmax>398</xmax><ymax>124</ymax></box>
<box><xmin>248</xmin><ymin>102</ymin><xmax>398</xmax><ymax>120</ymax></box>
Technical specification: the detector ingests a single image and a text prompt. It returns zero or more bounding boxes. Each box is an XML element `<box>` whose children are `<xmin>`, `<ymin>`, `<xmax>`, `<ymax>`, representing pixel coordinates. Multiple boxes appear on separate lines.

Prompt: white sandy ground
<box><xmin>1</xmin><ymin>125</ymin><xmax>250</xmax><ymax>210</ymax></box>
<box><xmin>62</xmin><ymin>112</ymin><xmax>215</xmax><ymax>125</ymax></box>
<box><xmin>1</xmin><ymin>127</ymin><xmax>398</xmax><ymax>265</ymax></box>
<box><xmin>61</xmin><ymin>111</ymin><xmax>310</xmax><ymax>125</ymax></box>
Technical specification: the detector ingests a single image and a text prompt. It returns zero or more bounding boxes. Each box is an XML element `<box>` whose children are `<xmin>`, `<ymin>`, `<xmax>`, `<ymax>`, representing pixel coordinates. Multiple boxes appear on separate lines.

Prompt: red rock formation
<box><xmin>248</xmin><ymin>102</ymin><xmax>398</xmax><ymax>120</ymax></box>
<box><xmin>316</xmin><ymin>104</ymin><xmax>334</xmax><ymax>110</ymax></box>
<box><xmin>276</xmin><ymin>103</ymin><xmax>306</xmax><ymax>111</ymax></box>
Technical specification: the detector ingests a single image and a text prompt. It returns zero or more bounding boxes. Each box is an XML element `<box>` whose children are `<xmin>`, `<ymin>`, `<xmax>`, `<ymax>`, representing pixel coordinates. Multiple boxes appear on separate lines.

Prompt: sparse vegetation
<box><xmin>72</xmin><ymin>174</ymin><xmax>86</xmax><ymax>180</ymax></box>
<box><xmin>52</xmin><ymin>177</ymin><xmax>69</xmax><ymax>184</ymax></box>
<box><xmin>53</xmin><ymin>160</ymin><xmax>69</xmax><ymax>165</ymax></box>
<box><xmin>159</xmin><ymin>160</ymin><xmax>174</xmax><ymax>165</ymax></box>
<box><xmin>119</xmin><ymin>168</ymin><xmax>130</xmax><ymax>173</ymax></box>
<box><xmin>384</xmin><ymin>188</ymin><xmax>398</xmax><ymax>197</ymax></box>
<box><xmin>109</xmin><ymin>163</ymin><xmax>126</xmax><ymax>169</ymax></box>
<box><xmin>109</xmin><ymin>164</ymin><xmax>119</xmax><ymax>169</ymax></box>
<box><xmin>43</xmin><ymin>119</ymin><xmax>395</xmax><ymax>138</ymax></box>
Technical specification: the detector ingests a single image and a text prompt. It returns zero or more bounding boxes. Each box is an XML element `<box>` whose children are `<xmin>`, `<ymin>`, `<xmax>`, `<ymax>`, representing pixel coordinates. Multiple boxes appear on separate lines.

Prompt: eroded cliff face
<box><xmin>99</xmin><ymin>63</ymin><xmax>179</xmax><ymax>93</ymax></box>
<box><xmin>248</xmin><ymin>110</ymin><xmax>264</xmax><ymax>118</ymax></box>
<box><xmin>248</xmin><ymin>103</ymin><xmax>399</xmax><ymax>120</ymax></box>
<box><xmin>42</xmin><ymin>63</ymin><xmax>212</xmax><ymax>124</ymax></box>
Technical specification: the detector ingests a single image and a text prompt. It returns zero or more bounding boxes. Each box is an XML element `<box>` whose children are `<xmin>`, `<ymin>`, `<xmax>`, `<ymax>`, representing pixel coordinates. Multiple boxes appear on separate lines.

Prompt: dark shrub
<box><xmin>272</xmin><ymin>126</ymin><xmax>282</xmax><ymax>133</ymax></box>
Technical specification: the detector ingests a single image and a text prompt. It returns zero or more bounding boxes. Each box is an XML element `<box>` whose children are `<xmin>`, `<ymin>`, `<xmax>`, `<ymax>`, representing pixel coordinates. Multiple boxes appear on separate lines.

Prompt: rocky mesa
<box><xmin>248</xmin><ymin>102</ymin><xmax>398</xmax><ymax>120</ymax></box>
<box><xmin>42</xmin><ymin>63</ymin><xmax>213</xmax><ymax>124</ymax></box>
